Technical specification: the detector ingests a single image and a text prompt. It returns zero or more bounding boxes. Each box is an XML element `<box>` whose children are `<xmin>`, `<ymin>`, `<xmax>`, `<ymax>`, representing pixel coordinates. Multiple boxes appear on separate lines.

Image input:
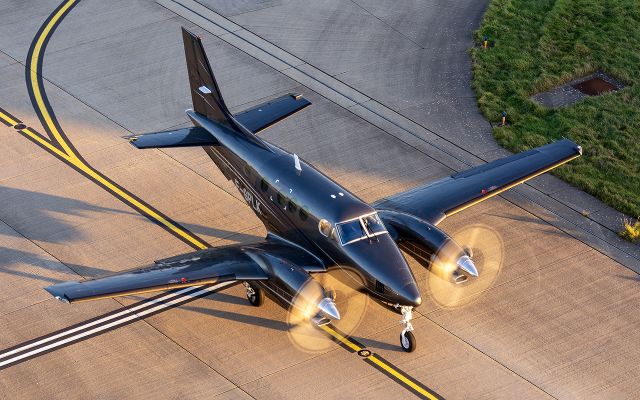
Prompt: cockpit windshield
<box><xmin>362</xmin><ymin>213</ymin><xmax>385</xmax><ymax>235</ymax></box>
<box><xmin>335</xmin><ymin>212</ymin><xmax>387</xmax><ymax>245</ymax></box>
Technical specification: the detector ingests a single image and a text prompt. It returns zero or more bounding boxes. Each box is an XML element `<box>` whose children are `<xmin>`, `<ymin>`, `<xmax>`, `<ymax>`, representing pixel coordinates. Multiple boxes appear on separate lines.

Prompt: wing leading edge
<box><xmin>374</xmin><ymin>139</ymin><xmax>582</xmax><ymax>225</ymax></box>
<box><xmin>45</xmin><ymin>238</ymin><xmax>324</xmax><ymax>303</ymax></box>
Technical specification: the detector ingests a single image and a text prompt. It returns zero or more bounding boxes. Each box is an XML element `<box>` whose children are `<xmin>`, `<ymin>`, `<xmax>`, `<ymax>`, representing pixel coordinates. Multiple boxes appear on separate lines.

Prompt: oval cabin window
<box><xmin>318</xmin><ymin>219</ymin><xmax>333</xmax><ymax>237</ymax></box>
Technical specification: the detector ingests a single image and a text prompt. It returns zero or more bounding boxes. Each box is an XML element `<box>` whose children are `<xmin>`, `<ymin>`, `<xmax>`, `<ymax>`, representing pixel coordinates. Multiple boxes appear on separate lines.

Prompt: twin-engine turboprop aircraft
<box><xmin>46</xmin><ymin>28</ymin><xmax>582</xmax><ymax>352</ymax></box>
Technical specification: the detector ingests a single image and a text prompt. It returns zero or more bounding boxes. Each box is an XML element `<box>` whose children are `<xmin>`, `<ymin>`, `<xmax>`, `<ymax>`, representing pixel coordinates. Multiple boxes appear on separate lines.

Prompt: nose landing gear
<box><xmin>398</xmin><ymin>305</ymin><xmax>416</xmax><ymax>352</ymax></box>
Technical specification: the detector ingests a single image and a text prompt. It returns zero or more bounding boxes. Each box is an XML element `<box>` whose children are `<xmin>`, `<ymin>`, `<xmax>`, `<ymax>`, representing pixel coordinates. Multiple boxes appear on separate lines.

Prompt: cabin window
<box><xmin>277</xmin><ymin>193</ymin><xmax>286</xmax><ymax>206</ymax></box>
<box><xmin>299</xmin><ymin>209</ymin><xmax>308</xmax><ymax>221</ymax></box>
<box><xmin>287</xmin><ymin>200</ymin><xmax>297</xmax><ymax>213</ymax></box>
<box><xmin>243</xmin><ymin>164</ymin><xmax>251</xmax><ymax>176</ymax></box>
<box><xmin>260</xmin><ymin>179</ymin><xmax>269</xmax><ymax>192</ymax></box>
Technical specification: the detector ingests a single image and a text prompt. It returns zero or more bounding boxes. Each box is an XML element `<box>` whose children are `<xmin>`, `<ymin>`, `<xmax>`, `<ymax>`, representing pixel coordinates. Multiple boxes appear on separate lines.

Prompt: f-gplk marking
<box><xmin>234</xmin><ymin>178</ymin><xmax>264</xmax><ymax>216</ymax></box>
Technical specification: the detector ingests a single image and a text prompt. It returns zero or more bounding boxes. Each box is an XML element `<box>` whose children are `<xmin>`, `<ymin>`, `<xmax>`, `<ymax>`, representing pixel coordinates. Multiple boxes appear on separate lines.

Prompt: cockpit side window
<box><xmin>362</xmin><ymin>213</ymin><xmax>385</xmax><ymax>235</ymax></box>
<box><xmin>336</xmin><ymin>219</ymin><xmax>364</xmax><ymax>244</ymax></box>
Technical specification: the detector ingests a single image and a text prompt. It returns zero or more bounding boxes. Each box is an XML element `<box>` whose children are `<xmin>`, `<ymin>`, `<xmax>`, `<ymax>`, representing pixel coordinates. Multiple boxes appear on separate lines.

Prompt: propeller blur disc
<box><xmin>427</xmin><ymin>224</ymin><xmax>504</xmax><ymax>308</ymax></box>
<box><xmin>287</xmin><ymin>278</ymin><xmax>331</xmax><ymax>353</ymax></box>
<box><xmin>319</xmin><ymin>268</ymin><xmax>369</xmax><ymax>337</ymax></box>
<box><xmin>287</xmin><ymin>268</ymin><xmax>368</xmax><ymax>353</ymax></box>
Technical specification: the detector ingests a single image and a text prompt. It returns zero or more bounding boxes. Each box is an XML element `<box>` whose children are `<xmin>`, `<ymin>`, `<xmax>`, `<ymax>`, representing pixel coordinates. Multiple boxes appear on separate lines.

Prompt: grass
<box><xmin>620</xmin><ymin>218</ymin><xmax>640</xmax><ymax>242</ymax></box>
<box><xmin>471</xmin><ymin>0</ymin><xmax>640</xmax><ymax>219</ymax></box>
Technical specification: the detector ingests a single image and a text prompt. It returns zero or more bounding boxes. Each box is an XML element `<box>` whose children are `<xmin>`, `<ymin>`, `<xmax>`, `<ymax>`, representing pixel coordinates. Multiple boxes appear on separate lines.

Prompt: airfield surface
<box><xmin>0</xmin><ymin>1</ymin><xmax>639</xmax><ymax>399</ymax></box>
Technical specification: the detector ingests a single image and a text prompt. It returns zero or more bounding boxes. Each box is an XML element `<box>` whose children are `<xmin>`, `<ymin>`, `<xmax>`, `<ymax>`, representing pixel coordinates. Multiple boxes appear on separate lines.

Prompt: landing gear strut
<box><xmin>243</xmin><ymin>282</ymin><xmax>264</xmax><ymax>307</ymax></box>
<box><xmin>398</xmin><ymin>305</ymin><xmax>416</xmax><ymax>352</ymax></box>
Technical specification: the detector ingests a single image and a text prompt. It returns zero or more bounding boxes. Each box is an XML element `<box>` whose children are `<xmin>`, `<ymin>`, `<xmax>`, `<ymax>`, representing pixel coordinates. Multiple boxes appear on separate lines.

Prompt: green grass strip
<box><xmin>472</xmin><ymin>0</ymin><xmax>640</xmax><ymax>217</ymax></box>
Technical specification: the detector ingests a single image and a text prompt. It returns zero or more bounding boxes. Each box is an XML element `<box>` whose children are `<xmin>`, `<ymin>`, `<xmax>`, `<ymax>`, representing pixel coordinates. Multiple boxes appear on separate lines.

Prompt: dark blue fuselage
<box><xmin>190</xmin><ymin>110</ymin><xmax>421</xmax><ymax>308</ymax></box>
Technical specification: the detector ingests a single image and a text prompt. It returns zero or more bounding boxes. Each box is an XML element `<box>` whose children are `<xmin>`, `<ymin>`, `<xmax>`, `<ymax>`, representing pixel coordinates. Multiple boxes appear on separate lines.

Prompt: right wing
<box><xmin>374</xmin><ymin>139</ymin><xmax>581</xmax><ymax>225</ymax></box>
<box><xmin>45</xmin><ymin>238</ymin><xmax>324</xmax><ymax>303</ymax></box>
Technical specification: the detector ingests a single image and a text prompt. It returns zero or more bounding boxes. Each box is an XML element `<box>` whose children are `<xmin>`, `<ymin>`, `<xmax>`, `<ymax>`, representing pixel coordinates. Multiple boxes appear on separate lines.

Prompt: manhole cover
<box><xmin>572</xmin><ymin>77</ymin><xmax>618</xmax><ymax>96</ymax></box>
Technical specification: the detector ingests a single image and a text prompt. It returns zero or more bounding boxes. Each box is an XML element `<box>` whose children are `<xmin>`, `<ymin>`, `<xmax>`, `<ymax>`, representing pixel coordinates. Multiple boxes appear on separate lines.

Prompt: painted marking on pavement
<box><xmin>0</xmin><ymin>282</ymin><xmax>237</xmax><ymax>369</ymax></box>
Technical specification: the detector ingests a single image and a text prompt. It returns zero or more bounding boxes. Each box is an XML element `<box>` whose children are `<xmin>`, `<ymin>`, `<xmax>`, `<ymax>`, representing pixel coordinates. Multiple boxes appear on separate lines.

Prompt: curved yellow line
<box><xmin>25</xmin><ymin>0</ymin><xmax>208</xmax><ymax>250</ymax></box>
<box><xmin>29</xmin><ymin>0</ymin><xmax>79</xmax><ymax>158</ymax></box>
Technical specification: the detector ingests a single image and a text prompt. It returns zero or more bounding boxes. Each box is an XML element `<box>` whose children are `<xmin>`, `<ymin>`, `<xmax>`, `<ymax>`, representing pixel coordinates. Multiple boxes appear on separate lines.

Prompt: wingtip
<box><xmin>44</xmin><ymin>285</ymin><xmax>70</xmax><ymax>303</ymax></box>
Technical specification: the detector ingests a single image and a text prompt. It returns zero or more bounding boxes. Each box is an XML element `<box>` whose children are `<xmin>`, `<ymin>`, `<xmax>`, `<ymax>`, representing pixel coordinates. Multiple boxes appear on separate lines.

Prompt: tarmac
<box><xmin>0</xmin><ymin>0</ymin><xmax>639</xmax><ymax>399</ymax></box>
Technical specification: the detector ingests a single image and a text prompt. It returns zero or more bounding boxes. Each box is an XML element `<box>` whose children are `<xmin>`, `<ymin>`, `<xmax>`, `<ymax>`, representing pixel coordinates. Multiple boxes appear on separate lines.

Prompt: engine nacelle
<box><xmin>246</xmin><ymin>250</ymin><xmax>340</xmax><ymax>320</ymax></box>
<box><xmin>378</xmin><ymin>210</ymin><xmax>477</xmax><ymax>283</ymax></box>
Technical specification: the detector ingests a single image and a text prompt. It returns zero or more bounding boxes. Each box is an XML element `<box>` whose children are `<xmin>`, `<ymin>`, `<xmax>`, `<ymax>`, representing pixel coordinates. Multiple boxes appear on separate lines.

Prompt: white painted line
<box><xmin>0</xmin><ymin>282</ymin><xmax>234</xmax><ymax>364</ymax></box>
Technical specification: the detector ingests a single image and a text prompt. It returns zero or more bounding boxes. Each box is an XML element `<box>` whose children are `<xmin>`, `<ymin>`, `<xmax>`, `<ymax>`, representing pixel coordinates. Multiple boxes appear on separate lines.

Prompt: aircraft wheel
<box><xmin>400</xmin><ymin>331</ymin><xmax>416</xmax><ymax>353</ymax></box>
<box><xmin>246</xmin><ymin>283</ymin><xmax>264</xmax><ymax>307</ymax></box>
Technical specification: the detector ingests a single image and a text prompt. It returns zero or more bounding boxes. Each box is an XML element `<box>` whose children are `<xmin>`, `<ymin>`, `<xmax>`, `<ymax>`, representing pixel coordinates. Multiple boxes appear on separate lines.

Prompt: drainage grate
<box><xmin>532</xmin><ymin>72</ymin><xmax>624</xmax><ymax>108</ymax></box>
<box><xmin>572</xmin><ymin>77</ymin><xmax>618</xmax><ymax>96</ymax></box>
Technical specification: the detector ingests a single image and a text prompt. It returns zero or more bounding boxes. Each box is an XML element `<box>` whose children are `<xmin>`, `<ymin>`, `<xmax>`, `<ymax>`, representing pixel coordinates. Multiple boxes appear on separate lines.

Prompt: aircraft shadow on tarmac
<box><xmin>181</xmin><ymin>303</ymin><xmax>290</xmax><ymax>332</ymax></box>
<box><xmin>486</xmin><ymin>211</ymin><xmax>571</xmax><ymax>238</ymax></box>
<box><xmin>0</xmin><ymin>247</ymin><xmax>95</xmax><ymax>285</ymax></box>
<box><xmin>0</xmin><ymin>186</ymin><xmax>265</xmax><ymax>284</ymax></box>
<box><xmin>124</xmin><ymin>290</ymin><xmax>290</xmax><ymax>331</ymax></box>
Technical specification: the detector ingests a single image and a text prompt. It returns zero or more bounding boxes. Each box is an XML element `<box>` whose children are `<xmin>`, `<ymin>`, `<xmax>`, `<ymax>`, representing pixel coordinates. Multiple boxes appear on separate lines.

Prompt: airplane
<box><xmin>45</xmin><ymin>27</ymin><xmax>582</xmax><ymax>353</ymax></box>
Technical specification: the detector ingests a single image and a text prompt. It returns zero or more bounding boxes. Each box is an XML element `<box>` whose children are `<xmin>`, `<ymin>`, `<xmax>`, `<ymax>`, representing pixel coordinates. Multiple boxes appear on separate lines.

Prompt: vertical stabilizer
<box><xmin>182</xmin><ymin>27</ymin><xmax>235</xmax><ymax>129</ymax></box>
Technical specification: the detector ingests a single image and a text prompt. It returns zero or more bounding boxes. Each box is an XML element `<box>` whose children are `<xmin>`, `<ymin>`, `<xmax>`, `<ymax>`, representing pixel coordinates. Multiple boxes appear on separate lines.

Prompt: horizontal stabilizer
<box><xmin>124</xmin><ymin>126</ymin><xmax>218</xmax><ymax>149</ymax></box>
<box><xmin>235</xmin><ymin>93</ymin><xmax>311</xmax><ymax>134</ymax></box>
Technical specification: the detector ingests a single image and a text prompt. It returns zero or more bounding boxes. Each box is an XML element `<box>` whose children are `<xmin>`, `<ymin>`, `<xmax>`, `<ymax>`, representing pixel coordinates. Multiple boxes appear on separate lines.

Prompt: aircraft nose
<box><xmin>398</xmin><ymin>282</ymin><xmax>422</xmax><ymax>307</ymax></box>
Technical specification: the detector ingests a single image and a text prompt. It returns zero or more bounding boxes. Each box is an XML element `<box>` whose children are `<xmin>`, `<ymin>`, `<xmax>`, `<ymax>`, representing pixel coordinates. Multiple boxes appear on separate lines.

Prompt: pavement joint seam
<box><xmin>419</xmin><ymin>313</ymin><xmax>559</xmax><ymax>400</ymax></box>
<box><xmin>158</xmin><ymin>148</ymin><xmax>247</xmax><ymax>204</ymax></box>
<box><xmin>422</xmin><ymin>249</ymin><xmax>586</xmax><ymax>317</ymax></box>
<box><xmin>348</xmin><ymin>0</ymin><xmax>425</xmax><ymax>49</ymax></box>
<box><xmin>0</xmin><ymin>214</ymin><xmax>90</xmax><ymax>281</ymax></box>
<box><xmin>130</xmin><ymin>306</ymin><xmax>253</xmax><ymax>399</ymax></box>
<box><xmin>37</xmin><ymin>13</ymin><xmax>179</xmax><ymax>60</ymax></box>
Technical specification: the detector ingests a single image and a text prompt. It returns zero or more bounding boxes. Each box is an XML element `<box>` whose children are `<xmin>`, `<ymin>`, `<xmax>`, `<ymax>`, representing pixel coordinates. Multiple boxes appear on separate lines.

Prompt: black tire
<box><xmin>246</xmin><ymin>283</ymin><xmax>264</xmax><ymax>307</ymax></box>
<box><xmin>400</xmin><ymin>331</ymin><xmax>416</xmax><ymax>353</ymax></box>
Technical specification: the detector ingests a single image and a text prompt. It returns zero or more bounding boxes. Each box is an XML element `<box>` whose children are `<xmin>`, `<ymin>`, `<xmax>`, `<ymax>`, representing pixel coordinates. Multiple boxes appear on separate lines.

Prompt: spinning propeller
<box><xmin>287</xmin><ymin>268</ymin><xmax>369</xmax><ymax>353</ymax></box>
<box><xmin>427</xmin><ymin>224</ymin><xmax>504</xmax><ymax>308</ymax></box>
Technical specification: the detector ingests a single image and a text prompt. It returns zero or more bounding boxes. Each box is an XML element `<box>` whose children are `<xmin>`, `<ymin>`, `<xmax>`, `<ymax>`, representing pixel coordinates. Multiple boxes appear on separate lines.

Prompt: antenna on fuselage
<box><xmin>294</xmin><ymin>154</ymin><xmax>302</xmax><ymax>175</ymax></box>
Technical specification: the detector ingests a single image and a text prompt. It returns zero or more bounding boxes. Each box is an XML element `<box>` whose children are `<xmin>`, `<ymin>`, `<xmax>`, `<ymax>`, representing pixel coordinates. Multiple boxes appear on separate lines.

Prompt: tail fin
<box><xmin>182</xmin><ymin>27</ymin><xmax>235</xmax><ymax>129</ymax></box>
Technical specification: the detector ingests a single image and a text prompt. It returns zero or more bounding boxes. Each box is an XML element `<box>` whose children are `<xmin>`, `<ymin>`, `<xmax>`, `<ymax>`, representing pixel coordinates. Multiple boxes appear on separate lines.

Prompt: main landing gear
<box><xmin>243</xmin><ymin>282</ymin><xmax>264</xmax><ymax>307</ymax></box>
<box><xmin>397</xmin><ymin>305</ymin><xmax>416</xmax><ymax>352</ymax></box>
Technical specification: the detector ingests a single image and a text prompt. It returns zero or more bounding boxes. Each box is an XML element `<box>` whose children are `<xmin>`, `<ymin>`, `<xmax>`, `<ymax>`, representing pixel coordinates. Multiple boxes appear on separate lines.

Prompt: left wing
<box><xmin>374</xmin><ymin>139</ymin><xmax>581</xmax><ymax>225</ymax></box>
<box><xmin>45</xmin><ymin>238</ymin><xmax>324</xmax><ymax>303</ymax></box>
